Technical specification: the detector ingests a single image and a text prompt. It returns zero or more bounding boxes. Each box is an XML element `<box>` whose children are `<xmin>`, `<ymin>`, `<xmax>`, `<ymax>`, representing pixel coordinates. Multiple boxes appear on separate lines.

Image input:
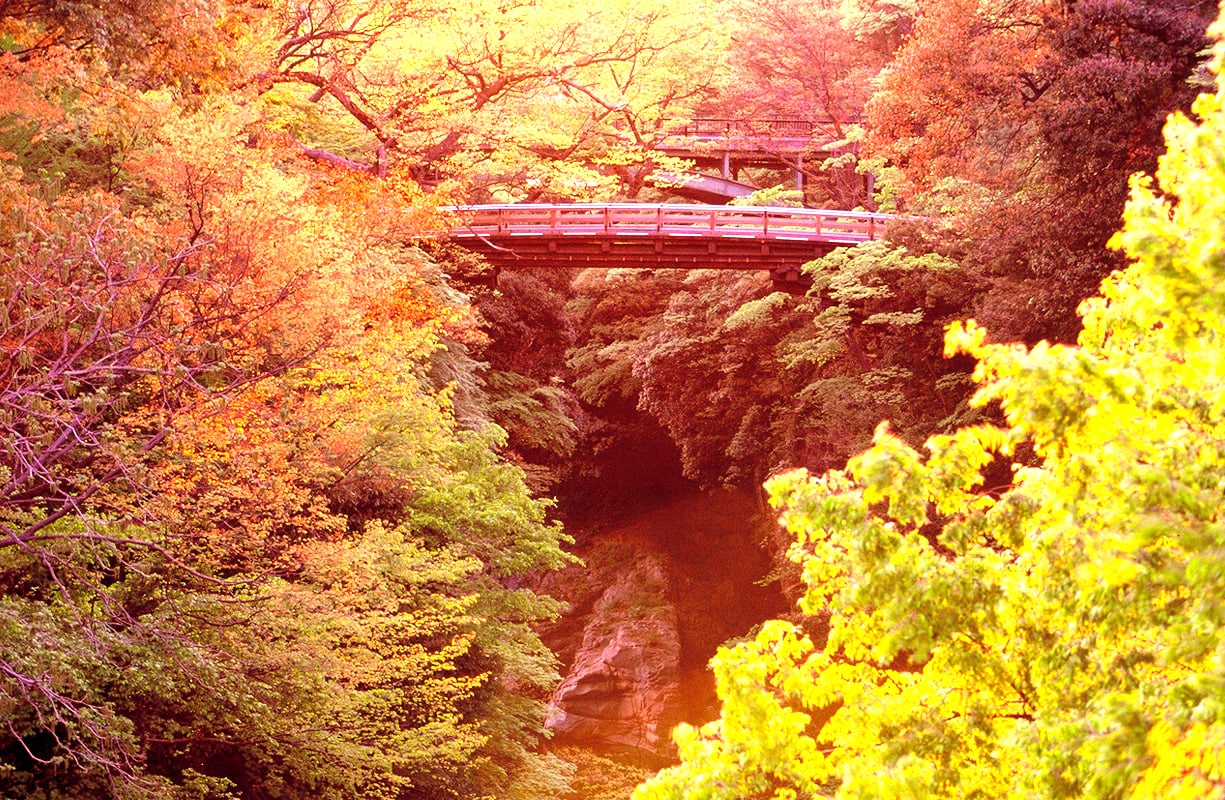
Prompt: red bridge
<box><xmin>442</xmin><ymin>203</ymin><xmax>888</xmax><ymax>284</ymax></box>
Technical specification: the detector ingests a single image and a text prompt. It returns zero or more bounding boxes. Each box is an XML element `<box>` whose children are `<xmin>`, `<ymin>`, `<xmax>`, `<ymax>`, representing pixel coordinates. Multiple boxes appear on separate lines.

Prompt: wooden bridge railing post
<box><xmin>869</xmin><ymin>215</ymin><xmax>876</xmax><ymax>239</ymax></box>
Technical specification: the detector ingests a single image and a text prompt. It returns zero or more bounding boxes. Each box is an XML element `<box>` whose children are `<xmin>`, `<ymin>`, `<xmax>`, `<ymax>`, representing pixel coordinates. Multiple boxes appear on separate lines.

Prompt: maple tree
<box><xmin>10</xmin><ymin>0</ymin><xmax>1222</xmax><ymax>797</ymax></box>
<box><xmin>0</xmin><ymin>0</ymin><xmax>225</xmax><ymax>84</ymax></box>
<box><xmin>704</xmin><ymin>0</ymin><xmax>912</xmax><ymax>207</ymax></box>
<box><xmin>867</xmin><ymin>0</ymin><xmax>1215</xmax><ymax>342</ymax></box>
<box><xmin>636</xmin><ymin>10</ymin><xmax>1225</xmax><ymax>799</ymax></box>
<box><xmin>719</xmin><ymin>0</ymin><xmax>876</xmax><ymax>131</ymax></box>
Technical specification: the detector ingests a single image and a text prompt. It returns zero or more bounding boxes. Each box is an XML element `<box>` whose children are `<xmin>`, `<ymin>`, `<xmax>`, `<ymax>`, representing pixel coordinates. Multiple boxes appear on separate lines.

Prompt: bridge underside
<box><xmin>451</xmin><ymin>235</ymin><xmax>839</xmax><ymax>285</ymax></box>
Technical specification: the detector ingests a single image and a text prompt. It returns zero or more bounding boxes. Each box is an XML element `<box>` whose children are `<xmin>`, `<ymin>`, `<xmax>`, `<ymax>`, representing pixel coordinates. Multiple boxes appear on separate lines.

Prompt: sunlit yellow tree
<box><xmin>636</xmin><ymin>9</ymin><xmax>1225</xmax><ymax>800</ymax></box>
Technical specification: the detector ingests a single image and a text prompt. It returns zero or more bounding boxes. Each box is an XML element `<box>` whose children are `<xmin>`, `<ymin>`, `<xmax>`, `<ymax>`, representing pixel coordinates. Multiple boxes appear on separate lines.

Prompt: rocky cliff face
<box><xmin>539</xmin><ymin>490</ymin><xmax>788</xmax><ymax>762</ymax></box>
<box><xmin>547</xmin><ymin>554</ymin><xmax>682</xmax><ymax>756</ymax></box>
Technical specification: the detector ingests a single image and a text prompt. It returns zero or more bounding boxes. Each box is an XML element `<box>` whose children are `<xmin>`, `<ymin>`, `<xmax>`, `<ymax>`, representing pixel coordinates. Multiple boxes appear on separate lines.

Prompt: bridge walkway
<box><xmin>441</xmin><ymin>203</ymin><xmax>887</xmax><ymax>285</ymax></box>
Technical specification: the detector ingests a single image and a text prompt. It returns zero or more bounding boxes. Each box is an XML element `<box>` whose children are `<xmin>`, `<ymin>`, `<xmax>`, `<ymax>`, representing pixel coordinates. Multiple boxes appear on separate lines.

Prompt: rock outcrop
<box><xmin>540</xmin><ymin>490</ymin><xmax>788</xmax><ymax>762</ymax></box>
<box><xmin>547</xmin><ymin>554</ymin><xmax>682</xmax><ymax>757</ymax></box>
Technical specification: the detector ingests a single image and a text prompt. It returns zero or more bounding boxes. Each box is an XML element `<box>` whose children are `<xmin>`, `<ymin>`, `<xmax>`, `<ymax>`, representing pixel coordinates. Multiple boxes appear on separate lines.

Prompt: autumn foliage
<box><xmin>4</xmin><ymin>0</ymin><xmax>1225</xmax><ymax>798</ymax></box>
<box><xmin>0</xmin><ymin>7</ymin><xmax>575</xmax><ymax>798</ymax></box>
<box><xmin>640</xmin><ymin>8</ymin><xmax>1225</xmax><ymax>800</ymax></box>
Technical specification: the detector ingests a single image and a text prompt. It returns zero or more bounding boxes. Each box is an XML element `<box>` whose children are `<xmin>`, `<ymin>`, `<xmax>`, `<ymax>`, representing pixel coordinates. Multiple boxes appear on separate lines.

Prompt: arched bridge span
<box><xmin>442</xmin><ymin>203</ymin><xmax>888</xmax><ymax>285</ymax></box>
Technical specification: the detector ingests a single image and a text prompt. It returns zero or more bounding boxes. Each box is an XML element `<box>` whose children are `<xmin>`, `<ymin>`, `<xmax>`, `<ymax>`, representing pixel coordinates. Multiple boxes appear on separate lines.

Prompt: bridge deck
<box><xmin>440</xmin><ymin>204</ymin><xmax>887</xmax><ymax>284</ymax></box>
<box><xmin>447</xmin><ymin>203</ymin><xmax>883</xmax><ymax>241</ymax></box>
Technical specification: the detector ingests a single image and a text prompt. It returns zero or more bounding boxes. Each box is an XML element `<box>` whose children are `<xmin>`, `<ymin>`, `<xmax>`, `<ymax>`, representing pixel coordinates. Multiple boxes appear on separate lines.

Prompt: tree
<box><xmin>2</xmin><ymin>20</ymin><xmax>575</xmax><ymax>798</ymax></box>
<box><xmin>719</xmin><ymin>0</ymin><xmax>883</xmax><ymax>131</ymax></box>
<box><xmin>562</xmin><ymin>245</ymin><xmax>971</xmax><ymax>493</ymax></box>
<box><xmin>636</xmin><ymin>9</ymin><xmax>1225</xmax><ymax>799</ymax></box>
<box><xmin>867</xmin><ymin>0</ymin><xmax>1215</xmax><ymax>342</ymax></box>
<box><xmin>237</xmin><ymin>0</ymin><xmax>728</xmax><ymax>197</ymax></box>
<box><xmin>708</xmin><ymin>0</ymin><xmax>913</xmax><ymax>207</ymax></box>
<box><xmin>0</xmin><ymin>0</ymin><xmax>226</xmax><ymax>84</ymax></box>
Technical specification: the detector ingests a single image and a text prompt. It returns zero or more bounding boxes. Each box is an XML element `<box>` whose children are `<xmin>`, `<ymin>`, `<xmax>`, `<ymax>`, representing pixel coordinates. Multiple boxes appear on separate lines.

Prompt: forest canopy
<box><xmin>0</xmin><ymin>2</ymin><xmax>584</xmax><ymax>798</ymax></box>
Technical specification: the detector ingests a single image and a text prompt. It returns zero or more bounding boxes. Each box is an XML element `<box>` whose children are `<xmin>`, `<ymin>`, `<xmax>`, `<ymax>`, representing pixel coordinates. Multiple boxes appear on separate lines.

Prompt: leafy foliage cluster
<box><xmin>0</xmin><ymin>6</ymin><xmax>590</xmax><ymax>799</ymax></box>
<box><xmin>233</xmin><ymin>0</ymin><xmax>729</xmax><ymax>200</ymax></box>
<box><xmin>3</xmin><ymin>0</ymin><xmax>1223</xmax><ymax>798</ymax></box>
<box><xmin>710</xmin><ymin>0</ymin><xmax>914</xmax><ymax>207</ymax></box>
<box><xmin>563</xmin><ymin>245</ymin><xmax>974</xmax><ymax>492</ymax></box>
<box><xmin>636</xmin><ymin>11</ymin><xmax>1225</xmax><ymax>800</ymax></box>
<box><xmin>551</xmin><ymin>0</ymin><xmax>1214</xmax><ymax>549</ymax></box>
<box><xmin>869</xmin><ymin>0</ymin><xmax>1218</xmax><ymax>342</ymax></box>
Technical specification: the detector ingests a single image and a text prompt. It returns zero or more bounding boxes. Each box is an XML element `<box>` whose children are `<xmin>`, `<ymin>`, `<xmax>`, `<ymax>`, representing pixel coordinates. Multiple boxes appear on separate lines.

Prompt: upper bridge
<box><xmin>654</xmin><ymin>116</ymin><xmax>860</xmax><ymax>196</ymax></box>
<box><xmin>442</xmin><ymin>203</ymin><xmax>888</xmax><ymax>285</ymax></box>
<box><xmin>657</xmin><ymin>116</ymin><xmax>854</xmax><ymax>156</ymax></box>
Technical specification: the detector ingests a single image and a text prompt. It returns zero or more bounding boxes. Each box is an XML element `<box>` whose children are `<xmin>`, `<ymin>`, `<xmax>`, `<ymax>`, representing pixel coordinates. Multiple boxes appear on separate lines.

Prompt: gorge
<box><xmin>2</xmin><ymin>1</ymin><xmax>1219</xmax><ymax>798</ymax></box>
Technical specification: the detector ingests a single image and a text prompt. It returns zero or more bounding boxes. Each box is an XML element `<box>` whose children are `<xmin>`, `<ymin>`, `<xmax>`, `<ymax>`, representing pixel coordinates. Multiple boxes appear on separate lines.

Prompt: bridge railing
<box><xmin>661</xmin><ymin>116</ymin><xmax>864</xmax><ymax>138</ymax></box>
<box><xmin>673</xmin><ymin>117</ymin><xmax>814</xmax><ymax>138</ymax></box>
<box><xmin>444</xmin><ymin>203</ymin><xmax>889</xmax><ymax>243</ymax></box>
